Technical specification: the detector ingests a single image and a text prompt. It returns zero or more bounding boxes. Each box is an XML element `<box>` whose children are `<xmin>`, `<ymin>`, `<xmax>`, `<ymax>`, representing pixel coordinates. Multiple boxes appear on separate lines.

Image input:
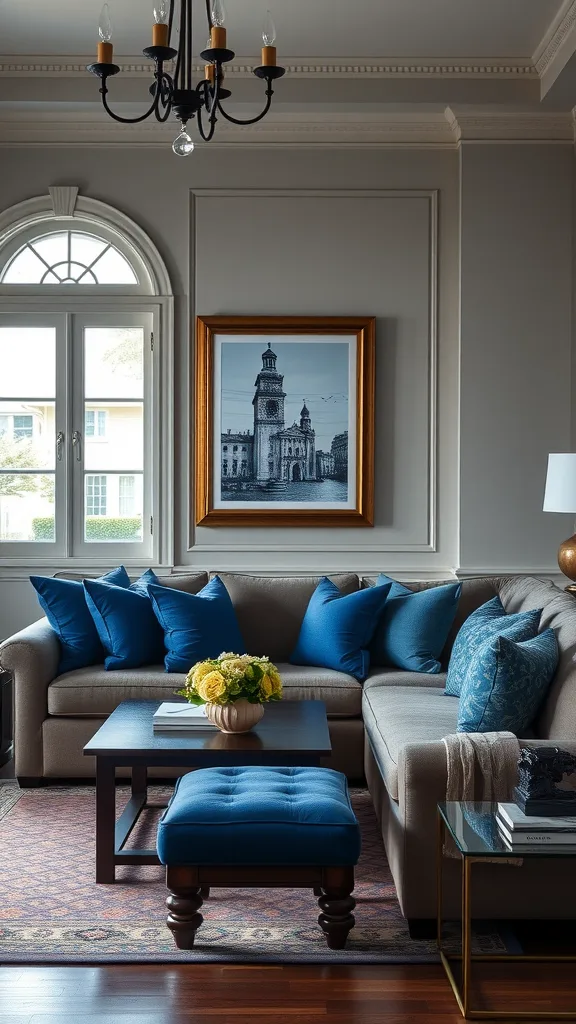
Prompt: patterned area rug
<box><xmin>0</xmin><ymin>783</ymin><xmax>509</xmax><ymax>964</ymax></box>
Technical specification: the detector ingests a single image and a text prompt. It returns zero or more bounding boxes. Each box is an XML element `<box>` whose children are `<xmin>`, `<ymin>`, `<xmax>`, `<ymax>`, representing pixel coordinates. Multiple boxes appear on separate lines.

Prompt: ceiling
<box><xmin>0</xmin><ymin>0</ymin><xmax>566</xmax><ymax>59</ymax></box>
<box><xmin>2</xmin><ymin>0</ymin><xmax>576</xmax><ymax>146</ymax></box>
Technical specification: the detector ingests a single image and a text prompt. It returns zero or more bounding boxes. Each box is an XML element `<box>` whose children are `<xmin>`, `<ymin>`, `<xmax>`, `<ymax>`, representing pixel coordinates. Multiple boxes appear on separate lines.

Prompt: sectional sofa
<box><xmin>1</xmin><ymin>570</ymin><xmax>576</xmax><ymax>927</ymax></box>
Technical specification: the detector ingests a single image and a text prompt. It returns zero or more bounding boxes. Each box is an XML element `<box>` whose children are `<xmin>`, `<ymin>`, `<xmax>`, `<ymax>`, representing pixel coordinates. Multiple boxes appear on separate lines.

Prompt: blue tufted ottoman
<box><xmin>157</xmin><ymin>765</ymin><xmax>361</xmax><ymax>950</ymax></box>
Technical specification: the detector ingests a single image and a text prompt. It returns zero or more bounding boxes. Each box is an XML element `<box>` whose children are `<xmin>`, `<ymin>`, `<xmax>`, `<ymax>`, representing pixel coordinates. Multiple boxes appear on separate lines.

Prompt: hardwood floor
<box><xmin>0</xmin><ymin>963</ymin><xmax>574</xmax><ymax>1023</ymax></box>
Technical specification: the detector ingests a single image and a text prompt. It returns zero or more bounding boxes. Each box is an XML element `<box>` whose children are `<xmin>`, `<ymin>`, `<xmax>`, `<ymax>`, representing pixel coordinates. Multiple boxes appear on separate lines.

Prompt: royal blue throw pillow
<box><xmin>289</xmin><ymin>577</ymin><xmax>392</xmax><ymax>682</ymax></box>
<box><xmin>445</xmin><ymin>597</ymin><xmax>542</xmax><ymax>697</ymax></box>
<box><xmin>83</xmin><ymin>570</ymin><xmax>165</xmax><ymax>670</ymax></box>
<box><xmin>457</xmin><ymin>628</ymin><xmax>559</xmax><ymax>734</ymax></box>
<box><xmin>369</xmin><ymin>575</ymin><xmax>462</xmax><ymax>673</ymax></box>
<box><xmin>30</xmin><ymin>566</ymin><xmax>130</xmax><ymax>674</ymax></box>
<box><xmin>148</xmin><ymin>575</ymin><xmax>246</xmax><ymax>673</ymax></box>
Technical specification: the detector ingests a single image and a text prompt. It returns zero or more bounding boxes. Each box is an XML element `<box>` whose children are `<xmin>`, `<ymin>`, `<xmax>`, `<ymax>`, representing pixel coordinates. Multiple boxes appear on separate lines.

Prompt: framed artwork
<box><xmin>194</xmin><ymin>315</ymin><xmax>375</xmax><ymax>527</ymax></box>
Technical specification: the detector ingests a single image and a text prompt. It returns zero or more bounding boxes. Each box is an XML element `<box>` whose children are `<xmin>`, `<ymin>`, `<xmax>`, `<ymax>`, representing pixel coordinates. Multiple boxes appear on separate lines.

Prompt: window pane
<box><xmin>0</xmin><ymin>473</ymin><xmax>55</xmax><ymax>541</ymax></box>
<box><xmin>70</xmin><ymin>233</ymin><xmax>108</xmax><ymax>266</ymax></box>
<box><xmin>90</xmin><ymin>247</ymin><xmax>137</xmax><ymax>284</ymax></box>
<box><xmin>0</xmin><ymin>328</ymin><xmax>55</xmax><ymax>398</ymax></box>
<box><xmin>85</xmin><ymin>473</ymin><xmax>143</xmax><ymax>542</ymax></box>
<box><xmin>31</xmin><ymin>233</ymin><xmax>68</xmax><ymax>266</ymax></box>
<box><xmin>0</xmin><ymin>402</ymin><xmax>55</xmax><ymax>470</ymax></box>
<box><xmin>84</xmin><ymin>402</ymin><xmax>142</xmax><ymax>470</ymax></box>
<box><xmin>2</xmin><ymin>247</ymin><xmax>46</xmax><ymax>284</ymax></box>
<box><xmin>84</xmin><ymin>328</ymin><xmax>144</xmax><ymax>399</ymax></box>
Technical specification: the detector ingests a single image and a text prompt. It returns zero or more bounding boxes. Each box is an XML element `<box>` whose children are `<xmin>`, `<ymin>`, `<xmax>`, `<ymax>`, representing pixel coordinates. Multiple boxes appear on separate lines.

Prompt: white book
<box><xmin>152</xmin><ymin>702</ymin><xmax>216</xmax><ymax>728</ymax></box>
<box><xmin>497</xmin><ymin>802</ymin><xmax>576</xmax><ymax>833</ymax></box>
<box><xmin>497</xmin><ymin>820</ymin><xmax>576</xmax><ymax>846</ymax></box>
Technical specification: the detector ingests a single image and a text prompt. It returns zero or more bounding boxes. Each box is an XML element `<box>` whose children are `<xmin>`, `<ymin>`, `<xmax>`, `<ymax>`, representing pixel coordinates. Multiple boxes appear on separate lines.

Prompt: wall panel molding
<box><xmin>188</xmin><ymin>187</ymin><xmax>438</xmax><ymax>560</ymax></box>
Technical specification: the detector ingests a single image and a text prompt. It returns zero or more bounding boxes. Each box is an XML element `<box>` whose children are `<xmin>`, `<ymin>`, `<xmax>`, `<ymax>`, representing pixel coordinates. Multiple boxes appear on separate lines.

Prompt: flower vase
<box><xmin>205</xmin><ymin>699</ymin><xmax>264</xmax><ymax>734</ymax></box>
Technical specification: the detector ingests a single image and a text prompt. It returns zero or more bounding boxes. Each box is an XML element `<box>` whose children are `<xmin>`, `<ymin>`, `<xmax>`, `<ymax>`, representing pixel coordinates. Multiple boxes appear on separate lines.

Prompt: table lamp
<box><xmin>543</xmin><ymin>453</ymin><xmax>576</xmax><ymax>592</ymax></box>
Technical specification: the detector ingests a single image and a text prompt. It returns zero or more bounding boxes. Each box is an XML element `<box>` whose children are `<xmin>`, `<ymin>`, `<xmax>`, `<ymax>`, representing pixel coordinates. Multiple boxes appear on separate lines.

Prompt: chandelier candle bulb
<box><xmin>262</xmin><ymin>10</ymin><xmax>277</xmax><ymax>64</ymax></box>
<box><xmin>205</xmin><ymin>64</ymin><xmax>216</xmax><ymax>83</ymax></box>
<box><xmin>97</xmin><ymin>2</ymin><xmax>113</xmax><ymax>62</ymax></box>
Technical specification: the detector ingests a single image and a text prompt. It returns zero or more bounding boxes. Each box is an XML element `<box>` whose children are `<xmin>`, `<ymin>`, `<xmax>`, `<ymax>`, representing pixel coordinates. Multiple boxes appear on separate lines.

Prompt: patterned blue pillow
<box><xmin>457</xmin><ymin>628</ymin><xmax>559</xmax><ymax>734</ymax></box>
<box><xmin>445</xmin><ymin>597</ymin><xmax>542</xmax><ymax>697</ymax></box>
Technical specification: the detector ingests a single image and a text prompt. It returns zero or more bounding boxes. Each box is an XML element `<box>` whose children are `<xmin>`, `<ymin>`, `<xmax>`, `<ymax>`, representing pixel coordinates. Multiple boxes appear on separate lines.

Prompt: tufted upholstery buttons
<box><xmin>157</xmin><ymin>765</ymin><xmax>361</xmax><ymax>867</ymax></box>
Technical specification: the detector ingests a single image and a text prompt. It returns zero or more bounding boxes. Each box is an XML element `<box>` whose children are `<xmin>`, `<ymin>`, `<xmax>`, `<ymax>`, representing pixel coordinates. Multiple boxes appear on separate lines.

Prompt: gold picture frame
<box><xmin>194</xmin><ymin>315</ymin><xmax>375</xmax><ymax>527</ymax></box>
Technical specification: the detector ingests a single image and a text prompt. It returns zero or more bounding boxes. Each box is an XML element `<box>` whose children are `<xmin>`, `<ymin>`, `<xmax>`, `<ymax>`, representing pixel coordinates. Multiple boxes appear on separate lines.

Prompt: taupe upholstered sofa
<box><xmin>2</xmin><ymin>570</ymin><xmax>576</xmax><ymax>927</ymax></box>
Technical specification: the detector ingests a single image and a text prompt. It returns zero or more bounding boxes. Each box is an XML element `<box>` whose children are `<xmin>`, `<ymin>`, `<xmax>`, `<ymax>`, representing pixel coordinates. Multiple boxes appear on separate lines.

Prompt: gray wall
<box><xmin>0</xmin><ymin>142</ymin><xmax>573</xmax><ymax>636</ymax></box>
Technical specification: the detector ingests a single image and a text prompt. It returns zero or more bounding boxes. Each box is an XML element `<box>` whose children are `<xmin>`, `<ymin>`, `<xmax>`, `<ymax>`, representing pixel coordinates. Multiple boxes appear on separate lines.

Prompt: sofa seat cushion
<box><xmin>275</xmin><ymin>663</ymin><xmax>361</xmax><ymax>716</ymax></box>
<box><xmin>48</xmin><ymin>662</ymin><xmax>362</xmax><ymax>718</ymax></box>
<box><xmin>364</xmin><ymin>667</ymin><xmax>448</xmax><ymax>690</ymax></box>
<box><xmin>362</xmin><ymin>684</ymin><xmax>459</xmax><ymax>801</ymax></box>
<box><xmin>48</xmin><ymin>666</ymin><xmax>185</xmax><ymax>716</ymax></box>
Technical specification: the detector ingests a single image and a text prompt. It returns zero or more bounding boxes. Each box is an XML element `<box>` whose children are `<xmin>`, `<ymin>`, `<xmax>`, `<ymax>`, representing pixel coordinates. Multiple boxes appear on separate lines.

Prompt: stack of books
<box><xmin>153</xmin><ymin>702</ymin><xmax>216</xmax><ymax>731</ymax></box>
<box><xmin>496</xmin><ymin>802</ymin><xmax>576</xmax><ymax>852</ymax></box>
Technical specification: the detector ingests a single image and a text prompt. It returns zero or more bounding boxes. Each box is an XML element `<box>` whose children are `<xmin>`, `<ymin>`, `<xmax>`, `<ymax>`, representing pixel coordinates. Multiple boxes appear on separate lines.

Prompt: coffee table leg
<box><xmin>131</xmin><ymin>765</ymin><xmax>147</xmax><ymax>800</ymax></box>
<box><xmin>96</xmin><ymin>756</ymin><xmax>116</xmax><ymax>884</ymax></box>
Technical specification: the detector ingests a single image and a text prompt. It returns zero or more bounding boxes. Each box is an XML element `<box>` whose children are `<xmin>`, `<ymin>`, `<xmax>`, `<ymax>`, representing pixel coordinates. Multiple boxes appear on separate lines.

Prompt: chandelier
<box><xmin>87</xmin><ymin>0</ymin><xmax>285</xmax><ymax>155</ymax></box>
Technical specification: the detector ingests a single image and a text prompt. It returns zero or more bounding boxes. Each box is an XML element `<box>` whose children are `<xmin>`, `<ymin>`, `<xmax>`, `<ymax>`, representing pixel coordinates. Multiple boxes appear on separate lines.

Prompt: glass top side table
<box><xmin>437</xmin><ymin>802</ymin><xmax>576</xmax><ymax>1020</ymax></box>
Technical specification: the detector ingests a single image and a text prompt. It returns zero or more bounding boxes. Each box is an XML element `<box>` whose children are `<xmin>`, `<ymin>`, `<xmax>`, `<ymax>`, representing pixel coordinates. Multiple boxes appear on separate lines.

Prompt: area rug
<box><xmin>0</xmin><ymin>783</ymin><xmax>510</xmax><ymax>964</ymax></box>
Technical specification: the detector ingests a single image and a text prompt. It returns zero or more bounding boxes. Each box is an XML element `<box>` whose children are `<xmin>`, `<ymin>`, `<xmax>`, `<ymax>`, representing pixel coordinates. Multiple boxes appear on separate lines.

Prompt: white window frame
<box><xmin>0</xmin><ymin>189</ymin><xmax>174</xmax><ymax>573</ymax></box>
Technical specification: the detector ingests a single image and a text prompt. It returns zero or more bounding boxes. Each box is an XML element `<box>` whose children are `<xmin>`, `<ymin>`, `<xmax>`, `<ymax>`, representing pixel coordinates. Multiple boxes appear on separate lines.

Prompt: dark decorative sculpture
<box><xmin>515</xmin><ymin>746</ymin><xmax>576</xmax><ymax>816</ymax></box>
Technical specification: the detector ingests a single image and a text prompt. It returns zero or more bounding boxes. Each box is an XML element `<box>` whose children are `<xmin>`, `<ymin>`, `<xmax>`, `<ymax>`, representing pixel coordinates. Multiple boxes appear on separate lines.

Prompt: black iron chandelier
<box><xmin>87</xmin><ymin>0</ymin><xmax>285</xmax><ymax>155</ymax></box>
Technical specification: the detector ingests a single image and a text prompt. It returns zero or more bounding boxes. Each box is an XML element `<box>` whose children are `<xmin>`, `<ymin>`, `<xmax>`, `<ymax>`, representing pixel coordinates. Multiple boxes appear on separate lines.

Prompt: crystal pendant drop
<box><xmin>172</xmin><ymin>128</ymin><xmax>194</xmax><ymax>156</ymax></box>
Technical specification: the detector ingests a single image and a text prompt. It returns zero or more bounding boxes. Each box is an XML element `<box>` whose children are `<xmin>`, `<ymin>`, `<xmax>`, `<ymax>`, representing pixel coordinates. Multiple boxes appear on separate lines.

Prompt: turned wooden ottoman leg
<box><xmin>166</xmin><ymin>867</ymin><xmax>204</xmax><ymax>949</ymax></box>
<box><xmin>317</xmin><ymin>866</ymin><xmax>356</xmax><ymax>950</ymax></box>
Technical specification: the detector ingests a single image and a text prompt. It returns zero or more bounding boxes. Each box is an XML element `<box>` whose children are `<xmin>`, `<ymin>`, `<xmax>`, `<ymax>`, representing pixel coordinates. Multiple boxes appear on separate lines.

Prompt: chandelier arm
<box><xmin>155</xmin><ymin>72</ymin><xmax>174</xmax><ymax>121</ymax></box>
<box><xmin>168</xmin><ymin>0</ymin><xmax>175</xmax><ymax>41</ymax></box>
<box><xmin>196</xmin><ymin>78</ymin><xmax>218</xmax><ymax>141</ymax></box>
<box><xmin>217</xmin><ymin>87</ymin><xmax>274</xmax><ymax>126</ymax></box>
<box><xmin>206</xmin><ymin>0</ymin><xmax>213</xmax><ymax>30</ymax></box>
<box><xmin>100</xmin><ymin>77</ymin><xmax>162</xmax><ymax>124</ymax></box>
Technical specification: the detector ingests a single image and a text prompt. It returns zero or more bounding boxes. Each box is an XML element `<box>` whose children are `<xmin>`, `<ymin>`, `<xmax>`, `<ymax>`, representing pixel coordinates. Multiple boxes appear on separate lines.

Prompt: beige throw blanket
<box><xmin>442</xmin><ymin>732</ymin><xmax>522</xmax><ymax>863</ymax></box>
<box><xmin>443</xmin><ymin>731</ymin><xmax>521</xmax><ymax>803</ymax></box>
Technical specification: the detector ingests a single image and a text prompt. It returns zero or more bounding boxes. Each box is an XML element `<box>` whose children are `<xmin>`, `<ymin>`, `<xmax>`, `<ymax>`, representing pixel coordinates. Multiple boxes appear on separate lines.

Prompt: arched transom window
<box><xmin>1</xmin><ymin>230</ymin><xmax>137</xmax><ymax>285</ymax></box>
<box><xmin>0</xmin><ymin>189</ymin><xmax>173</xmax><ymax>567</ymax></box>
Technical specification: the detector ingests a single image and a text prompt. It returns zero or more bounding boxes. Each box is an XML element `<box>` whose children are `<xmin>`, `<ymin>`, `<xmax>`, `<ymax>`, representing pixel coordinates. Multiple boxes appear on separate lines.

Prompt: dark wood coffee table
<box><xmin>83</xmin><ymin>699</ymin><xmax>331</xmax><ymax>883</ymax></box>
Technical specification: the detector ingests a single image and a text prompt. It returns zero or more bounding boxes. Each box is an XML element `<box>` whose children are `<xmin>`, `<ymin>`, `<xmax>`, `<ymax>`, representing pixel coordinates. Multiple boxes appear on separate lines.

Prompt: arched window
<box><xmin>0</xmin><ymin>188</ymin><xmax>173</xmax><ymax>567</ymax></box>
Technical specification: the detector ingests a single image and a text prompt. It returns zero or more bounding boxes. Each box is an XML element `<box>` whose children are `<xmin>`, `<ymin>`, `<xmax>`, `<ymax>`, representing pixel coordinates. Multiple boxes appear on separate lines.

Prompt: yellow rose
<box><xmin>261</xmin><ymin>674</ymin><xmax>273</xmax><ymax>698</ymax></box>
<box><xmin>196</xmin><ymin>670</ymin><xmax>227</xmax><ymax>704</ymax></box>
<box><xmin>191</xmin><ymin>662</ymin><xmax>213</xmax><ymax>688</ymax></box>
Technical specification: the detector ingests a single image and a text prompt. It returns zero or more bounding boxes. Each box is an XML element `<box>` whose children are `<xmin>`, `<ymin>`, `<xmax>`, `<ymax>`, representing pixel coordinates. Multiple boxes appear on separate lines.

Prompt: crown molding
<box><xmin>534</xmin><ymin>0</ymin><xmax>576</xmax><ymax>75</ymax></box>
<box><xmin>445</xmin><ymin>107</ymin><xmax>574</xmax><ymax>141</ymax></box>
<box><xmin>0</xmin><ymin>107</ymin><xmax>571</xmax><ymax>148</ymax></box>
<box><xmin>0</xmin><ymin>54</ymin><xmax>537</xmax><ymax>80</ymax></box>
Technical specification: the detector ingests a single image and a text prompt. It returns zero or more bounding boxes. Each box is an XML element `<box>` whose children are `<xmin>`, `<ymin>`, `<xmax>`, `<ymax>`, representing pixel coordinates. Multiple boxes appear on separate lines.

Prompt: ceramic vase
<box><xmin>205</xmin><ymin>699</ymin><xmax>264</xmax><ymax>734</ymax></box>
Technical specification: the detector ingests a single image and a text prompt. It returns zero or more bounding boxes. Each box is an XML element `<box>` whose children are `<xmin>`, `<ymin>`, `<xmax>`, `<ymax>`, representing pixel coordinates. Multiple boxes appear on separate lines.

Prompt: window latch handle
<box><xmin>56</xmin><ymin>431</ymin><xmax>65</xmax><ymax>461</ymax></box>
<box><xmin>72</xmin><ymin>430</ymin><xmax>82</xmax><ymax>462</ymax></box>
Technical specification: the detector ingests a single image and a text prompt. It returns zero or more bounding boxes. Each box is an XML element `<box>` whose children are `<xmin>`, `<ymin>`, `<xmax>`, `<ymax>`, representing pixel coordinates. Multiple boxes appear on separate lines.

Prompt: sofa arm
<box><xmin>0</xmin><ymin>617</ymin><xmax>59</xmax><ymax>779</ymax></box>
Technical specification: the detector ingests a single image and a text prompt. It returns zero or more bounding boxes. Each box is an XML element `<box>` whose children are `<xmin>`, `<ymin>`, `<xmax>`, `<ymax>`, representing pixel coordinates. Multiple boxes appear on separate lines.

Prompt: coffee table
<box><xmin>84</xmin><ymin>699</ymin><xmax>331</xmax><ymax>883</ymax></box>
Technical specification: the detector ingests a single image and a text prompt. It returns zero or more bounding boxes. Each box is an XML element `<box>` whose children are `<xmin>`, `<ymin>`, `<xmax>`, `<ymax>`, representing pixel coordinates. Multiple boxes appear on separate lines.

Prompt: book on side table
<box><xmin>153</xmin><ymin>702</ymin><xmax>217</xmax><ymax>730</ymax></box>
<box><xmin>497</xmin><ymin>802</ymin><xmax>576</xmax><ymax>850</ymax></box>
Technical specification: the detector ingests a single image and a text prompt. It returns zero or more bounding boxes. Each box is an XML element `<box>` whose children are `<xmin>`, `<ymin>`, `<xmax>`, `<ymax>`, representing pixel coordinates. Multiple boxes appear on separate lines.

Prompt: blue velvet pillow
<box><xmin>148</xmin><ymin>575</ymin><xmax>246</xmax><ymax>673</ymax></box>
<box><xmin>458</xmin><ymin>628</ymin><xmax>559</xmax><ymax>734</ymax></box>
<box><xmin>445</xmin><ymin>597</ymin><xmax>542</xmax><ymax>697</ymax></box>
<box><xmin>83</xmin><ymin>569</ymin><xmax>165</xmax><ymax>670</ymax></box>
<box><xmin>369</xmin><ymin>575</ymin><xmax>462</xmax><ymax>673</ymax></box>
<box><xmin>30</xmin><ymin>566</ymin><xmax>130</xmax><ymax>674</ymax></box>
<box><xmin>289</xmin><ymin>576</ymin><xmax>392</xmax><ymax>682</ymax></box>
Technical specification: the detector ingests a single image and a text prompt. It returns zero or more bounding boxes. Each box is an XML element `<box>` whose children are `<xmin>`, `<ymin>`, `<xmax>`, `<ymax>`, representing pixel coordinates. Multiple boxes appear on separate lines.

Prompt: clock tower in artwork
<box><xmin>252</xmin><ymin>343</ymin><xmax>286</xmax><ymax>481</ymax></box>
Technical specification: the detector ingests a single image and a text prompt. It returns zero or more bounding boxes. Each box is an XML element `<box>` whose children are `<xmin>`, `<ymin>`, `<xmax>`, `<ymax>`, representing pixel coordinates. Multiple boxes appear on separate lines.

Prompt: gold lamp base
<box><xmin>558</xmin><ymin>532</ymin><xmax>576</xmax><ymax>593</ymax></box>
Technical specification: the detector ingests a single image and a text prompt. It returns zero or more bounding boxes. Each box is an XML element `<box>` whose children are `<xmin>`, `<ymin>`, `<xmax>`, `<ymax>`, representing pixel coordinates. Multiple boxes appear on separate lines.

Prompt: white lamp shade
<box><xmin>543</xmin><ymin>453</ymin><xmax>576</xmax><ymax>513</ymax></box>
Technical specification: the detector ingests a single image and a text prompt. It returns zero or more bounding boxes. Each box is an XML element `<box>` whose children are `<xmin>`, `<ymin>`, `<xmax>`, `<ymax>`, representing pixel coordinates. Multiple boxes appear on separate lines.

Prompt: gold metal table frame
<box><xmin>437</xmin><ymin>807</ymin><xmax>576</xmax><ymax>1020</ymax></box>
